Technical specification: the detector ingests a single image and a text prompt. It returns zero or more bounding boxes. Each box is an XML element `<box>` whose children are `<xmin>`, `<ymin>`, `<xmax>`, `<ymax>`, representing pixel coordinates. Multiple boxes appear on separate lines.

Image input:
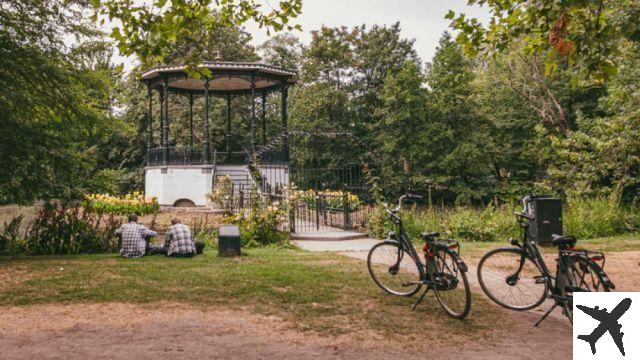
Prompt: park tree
<box><xmin>0</xmin><ymin>0</ymin><xmax>117</xmax><ymax>203</ymax></box>
<box><xmin>423</xmin><ymin>32</ymin><xmax>495</xmax><ymax>204</ymax></box>
<box><xmin>448</xmin><ymin>0</ymin><xmax>640</xmax><ymax>81</ymax></box>
<box><xmin>374</xmin><ymin>61</ymin><xmax>427</xmax><ymax>193</ymax></box>
<box><xmin>96</xmin><ymin>0</ymin><xmax>302</xmax><ymax>75</ymax></box>
<box><xmin>258</xmin><ymin>33</ymin><xmax>302</xmax><ymax>70</ymax></box>
<box><xmin>545</xmin><ymin>43</ymin><xmax>640</xmax><ymax>201</ymax></box>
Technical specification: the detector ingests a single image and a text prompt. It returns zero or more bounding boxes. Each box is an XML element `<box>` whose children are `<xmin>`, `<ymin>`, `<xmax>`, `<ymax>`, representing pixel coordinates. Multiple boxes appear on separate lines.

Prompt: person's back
<box><xmin>115</xmin><ymin>214</ymin><xmax>157</xmax><ymax>258</ymax></box>
<box><xmin>164</xmin><ymin>219</ymin><xmax>196</xmax><ymax>257</ymax></box>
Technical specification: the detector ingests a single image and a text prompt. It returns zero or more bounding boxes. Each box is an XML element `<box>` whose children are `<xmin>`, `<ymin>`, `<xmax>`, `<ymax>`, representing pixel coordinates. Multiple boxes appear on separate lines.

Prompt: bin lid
<box><xmin>219</xmin><ymin>225</ymin><xmax>240</xmax><ymax>237</ymax></box>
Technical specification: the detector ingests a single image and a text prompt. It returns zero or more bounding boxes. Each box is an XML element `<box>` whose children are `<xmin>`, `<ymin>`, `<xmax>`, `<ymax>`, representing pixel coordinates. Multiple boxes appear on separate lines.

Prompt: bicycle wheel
<box><xmin>477</xmin><ymin>247</ymin><xmax>548</xmax><ymax>311</ymax></box>
<box><xmin>367</xmin><ymin>241</ymin><xmax>422</xmax><ymax>296</ymax></box>
<box><xmin>432</xmin><ymin>247</ymin><xmax>471</xmax><ymax>319</ymax></box>
<box><xmin>561</xmin><ymin>256</ymin><xmax>611</xmax><ymax>322</ymax></box>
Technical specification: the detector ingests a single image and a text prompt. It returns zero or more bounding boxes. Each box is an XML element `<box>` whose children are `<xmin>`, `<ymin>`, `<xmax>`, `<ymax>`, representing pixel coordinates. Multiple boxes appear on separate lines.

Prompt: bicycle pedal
<box><xmin>534</xmin><ymin>276</ymin><xmax>546</xmax><ymax>284</ymax></box>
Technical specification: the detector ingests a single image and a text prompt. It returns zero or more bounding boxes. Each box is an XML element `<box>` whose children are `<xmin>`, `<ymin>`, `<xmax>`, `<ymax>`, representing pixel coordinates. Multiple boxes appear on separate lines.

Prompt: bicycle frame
<box><xmin>388</xmin><ymin>211</ymin><xmax>429</xmax><ymax>282</ymax></box>
<box><xmin>512</xmin><ymin>221</ymin><xmax>572</xmax><ymax>302</ymax></box>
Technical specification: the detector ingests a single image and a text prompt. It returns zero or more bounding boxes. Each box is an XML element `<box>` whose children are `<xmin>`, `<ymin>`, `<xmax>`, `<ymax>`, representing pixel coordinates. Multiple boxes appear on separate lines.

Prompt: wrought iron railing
<box><xmin>148</xmin><ymin>146</ymin><xmax>208</xmax><ymax>166</ymax></box>
<box><xmin>215</xmin><ymin>150</ymin><xmax>250</xmax><ymax>165</ymax></box>
<box><xmin>149</xmin><ymin>147</ymin><xmax>256</xmax><ymax>166</ymax></box>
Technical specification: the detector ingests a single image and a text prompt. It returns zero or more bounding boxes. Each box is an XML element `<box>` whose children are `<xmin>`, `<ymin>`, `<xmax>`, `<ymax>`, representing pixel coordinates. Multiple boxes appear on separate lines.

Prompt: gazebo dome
<box><xmin>141</xmin><ymin>61</ymin><xmax>297</xmax><ymax>95</ymax></box>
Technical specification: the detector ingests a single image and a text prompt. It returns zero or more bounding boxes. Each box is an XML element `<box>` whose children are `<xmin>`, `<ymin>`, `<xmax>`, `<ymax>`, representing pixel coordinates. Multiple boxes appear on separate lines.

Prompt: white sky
<box><xmin>110</xmin><ymin>0</ymin><xmax>489</xmax><ymax>72</ymax></box>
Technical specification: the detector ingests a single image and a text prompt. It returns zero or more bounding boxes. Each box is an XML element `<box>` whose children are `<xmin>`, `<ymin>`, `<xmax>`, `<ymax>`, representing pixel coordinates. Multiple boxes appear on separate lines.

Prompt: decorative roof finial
<box><xmin>214</xmin><ymin>51</ymin><xmax>222</xmax><ymax>62</ymax></box>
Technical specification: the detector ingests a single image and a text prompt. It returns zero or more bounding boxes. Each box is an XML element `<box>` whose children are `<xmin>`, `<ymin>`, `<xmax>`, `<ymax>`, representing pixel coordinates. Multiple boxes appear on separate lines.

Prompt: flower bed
<box><xmin>84</xmin><ymin>192</ymin><xmax>159</xmax><ymax>215</ymax></box>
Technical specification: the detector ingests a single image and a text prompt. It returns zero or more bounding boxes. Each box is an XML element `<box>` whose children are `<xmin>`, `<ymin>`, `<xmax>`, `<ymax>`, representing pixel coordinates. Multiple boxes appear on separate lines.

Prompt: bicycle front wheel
<box><xmin>477</xmin><ymin>247</ymin><xmax>548</xmax><ymax>311</ymax></box>
<box><xmin>367</xmin><ymin>241</ymin><xmax>422</xmax><ymax>296</ymax></box>
<box><xmin>432</xmin><ymin>247</ymin><xmax>471</xmax><ymax>319</ymax></box>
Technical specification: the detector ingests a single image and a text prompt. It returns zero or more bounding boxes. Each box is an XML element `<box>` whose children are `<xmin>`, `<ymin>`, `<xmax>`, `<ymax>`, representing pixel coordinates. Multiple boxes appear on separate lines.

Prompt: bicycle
<box><xmin>477</xmin><ymin>194</ymin><xmax>615</xmax><ymax>326</ymax></box>
<box><xmin>367</xmin><ymin>194</ymin><xmax>471</xmax><ymax>319</ymax></box>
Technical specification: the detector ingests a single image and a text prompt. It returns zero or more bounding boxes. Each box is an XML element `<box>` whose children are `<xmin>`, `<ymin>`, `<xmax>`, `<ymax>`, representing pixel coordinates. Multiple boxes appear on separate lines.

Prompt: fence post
<box><xmin>315</xmin><ymin>190</ymin><xmax>320</xmax><ymax>231</ymax></box>
<box><xmin>289</xmin><ymin>195</ymin><xmax>296</xmax><ymax>233</ymax></box>
<box><xmin>343</xmin><ymin>191</ymin><xmax>351</xmax><ymax>230</ymax></box>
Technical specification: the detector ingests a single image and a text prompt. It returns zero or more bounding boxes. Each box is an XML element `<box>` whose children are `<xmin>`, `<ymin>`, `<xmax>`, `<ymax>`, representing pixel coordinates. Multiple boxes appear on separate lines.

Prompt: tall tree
<box><xmin>423</xmin><ymin>32</ymin><xmax>495</xmax><ymax>204</ymax></box>
<box><xmin>0</xmin><ymin>0</ymin><xmax>115</xmax><ymax>203</ymax></box>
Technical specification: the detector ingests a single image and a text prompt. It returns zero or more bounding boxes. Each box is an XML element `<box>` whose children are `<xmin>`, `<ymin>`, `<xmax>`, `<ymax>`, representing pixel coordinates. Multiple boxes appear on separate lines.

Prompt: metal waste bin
<box><xmin>218</xmin><ymin>225</ymin><xmax>241</xmax><ymax>257</ymax></box>
<box><xmin>529</xmin><ymin>197</ymin><xmax>563</xmax><ymax>244</ymax></box>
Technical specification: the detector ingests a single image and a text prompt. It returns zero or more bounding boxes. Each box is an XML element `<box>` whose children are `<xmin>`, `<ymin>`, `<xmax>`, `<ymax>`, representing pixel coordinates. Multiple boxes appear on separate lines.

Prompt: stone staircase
<box><xmin>214</xmin><ymin>165</ymin><xmax>256</xmax><ymax>193</ymax></box>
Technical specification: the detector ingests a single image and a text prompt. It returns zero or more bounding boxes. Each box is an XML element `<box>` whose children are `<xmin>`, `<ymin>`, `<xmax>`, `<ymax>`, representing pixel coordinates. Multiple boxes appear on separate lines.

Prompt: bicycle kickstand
<box><xmin>534</xmin><ymin>303</ymin><xmax>558</xmax><ymax>327</ymax></box>
<box><xmin>412</xmin><ymin>286</ymin><xmax>431</xmax><ymax>310</ymax></box>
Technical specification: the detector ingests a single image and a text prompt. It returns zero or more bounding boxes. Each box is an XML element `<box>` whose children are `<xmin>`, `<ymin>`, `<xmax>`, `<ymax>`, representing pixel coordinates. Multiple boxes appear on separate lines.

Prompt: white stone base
<box><xmin>145</xmin><ymin>166</ymin><xmax>214</xmax><ymax>206</ymax></box>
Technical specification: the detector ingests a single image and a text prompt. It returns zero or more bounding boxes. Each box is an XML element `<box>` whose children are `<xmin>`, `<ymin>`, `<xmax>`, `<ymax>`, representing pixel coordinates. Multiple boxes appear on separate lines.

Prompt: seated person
<box><xmin>164</xmin><ymin>218</ymin><xmax>198</xmax><ymax>257</ymax></box>
<box><xmin>115</xmin><ymin>213</ymin><xmax>158</xmax><ymax>258</ymax></box>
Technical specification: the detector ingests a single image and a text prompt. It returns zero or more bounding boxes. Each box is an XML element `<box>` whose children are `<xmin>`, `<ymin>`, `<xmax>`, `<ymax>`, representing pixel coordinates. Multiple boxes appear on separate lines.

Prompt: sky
<box><xmin>111</xmin><ymin>0</ymin><xmax>489</xmax><ymax>72</ymax></box>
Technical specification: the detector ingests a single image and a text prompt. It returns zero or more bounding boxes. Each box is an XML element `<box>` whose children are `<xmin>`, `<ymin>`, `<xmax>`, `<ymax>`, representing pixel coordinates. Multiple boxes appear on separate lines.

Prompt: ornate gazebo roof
<box><xmin>141</xmin><ymin>61</ymin><xmax>297</xmax><ymax>95</ymax></box>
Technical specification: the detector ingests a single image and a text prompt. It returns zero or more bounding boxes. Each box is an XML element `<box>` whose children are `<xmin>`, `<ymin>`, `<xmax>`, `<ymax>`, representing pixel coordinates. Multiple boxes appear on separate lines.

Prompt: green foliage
<box><xmin>206</xmin><ymin>176</ymin><xmax>235</xmax><ymax>213</ymax></box>
<box><xmin>0</xmin><ymin>202</ymin><xmax>123</xmax><ymax>255</ymax></box>
<box><xmin>96</xmin><ymin>0</ymin><xmax>302</xmax><ymax>74</ymax></box>
<box><xmin>0</xmin><ymin>215</ymin><xmax>25</xmax><ymax>255</ymax></box>
<box><xmin>564</xmin><ymin>197</ymin><xmax>640</xmax><ymax>239</ymax></box>
<box><xmin>0</xmin><ymin>0</ymin><xmax>120</xmax><ymax>204</ymax></box>
<box><xmin>545</xmin><ymin>44</ymin><xmax>640</xmax><ymax>199</ymax></box>
<box><xmin>448</xmin><ymin>0</ymin><xmax>640</xmax><ymax>81</ymax></box>
<box><xmin>227</xmin><ymin>198</ymin><xmax>289</xmax><ymax>247</ymax></box>
<box><xmin>365</xmin><ymin>198</ymin><xmax>638</xmax><ymax>243</ymax></box>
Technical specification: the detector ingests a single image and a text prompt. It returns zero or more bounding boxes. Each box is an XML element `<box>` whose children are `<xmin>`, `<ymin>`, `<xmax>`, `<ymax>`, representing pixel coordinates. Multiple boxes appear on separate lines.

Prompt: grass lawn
<box><xmin>0</xmin><ymin>246</ymin><xmax>507</xmax><ymax>346</ymax></box>
<box><xmin>455</xmin><ymin>232</ymin><xmax>640</xmax><ymax>259</ymax></box>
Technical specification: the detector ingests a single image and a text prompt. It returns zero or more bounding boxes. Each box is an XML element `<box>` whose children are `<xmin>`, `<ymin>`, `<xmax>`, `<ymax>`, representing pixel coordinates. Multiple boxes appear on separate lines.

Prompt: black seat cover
<box><xmin>421</xmin><ymin>232</ymin><xmax>440</xmax><ymax>238</ymax></box>
<box><xmin>551</xmin><ymin>234</ymin><xmax>576</xmax><ymax>247</ymax></box>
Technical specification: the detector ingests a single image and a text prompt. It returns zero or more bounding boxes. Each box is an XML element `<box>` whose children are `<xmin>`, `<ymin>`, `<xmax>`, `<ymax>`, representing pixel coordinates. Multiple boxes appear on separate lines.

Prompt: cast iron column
<box><xmin>226</xmin><ymin>94</ymin><xmax>232</xmax><ymax>156</ymax></box>
<box><xmin>188</xmin><ymin>93</ymin><xmax>193</xmax><ymax>162</ymax></box>
<box><xmin>251</xmin><ymin>72</ymin><xmax>257</xmax><ymax>151</ymax></box>
<box><xmin>280</xmin><ymin>80</ymin><xmax>289</xmax><ymax>162</ymax></box>
<box><xmin>204</xmin><ymin>78</ymin><xmax>211</xmax><ymax>164</ymax></box>
<box><xmin>162</xmin><ymin>76</ymin><xmax>169</xmax><ymax>165</ymax></box>
<box><xmin>147</xmin><ymin>84</ymin><xmax>153</xmax><ymax>162</ymax></box>
<box><xmin>261</xmin><ymin>92</ymin><xmax>267</xmax><ymax>146</ymax></box>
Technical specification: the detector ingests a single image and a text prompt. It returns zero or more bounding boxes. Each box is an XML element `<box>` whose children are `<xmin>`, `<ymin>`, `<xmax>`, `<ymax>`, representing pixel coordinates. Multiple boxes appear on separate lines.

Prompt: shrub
<box><xmin>227</xmin><ymin>197</ymin><xmax>289</xmax><ymax>247</ymax></box>
<box><xmin>206</xmin><ymin>175</ymin><xmax>235</xmax><ymax>213</ymax></box>
<box><xmin>0</xmin><ymin>201</ymin><xmax>123</xmax><ymax>255</ymax></box>
<box><xmin>564</xmin><ymin>196</ymin><xmax>639</xmax><ymax>239</ymax></box>
<box><xmin>365</xmin><ymin>197</ymin><xmax>638</xmax><ymax>243</ymax></box>
<box><xmin>0</xmin><ymin>215</ymin><xmax>25</xmax><ymax>255</ymax></box>
<box><xmin>84</xmin><ymin>192</ymin><xmax>158</xmax><ymax>216</ymax></box>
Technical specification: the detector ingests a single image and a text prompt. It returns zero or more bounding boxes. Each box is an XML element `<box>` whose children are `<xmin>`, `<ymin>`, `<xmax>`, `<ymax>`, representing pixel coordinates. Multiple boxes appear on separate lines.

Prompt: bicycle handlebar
<box><xmin>394</xmin><ymin>193</ymin><xmax>423</xmax><ymax>212</ymax></box>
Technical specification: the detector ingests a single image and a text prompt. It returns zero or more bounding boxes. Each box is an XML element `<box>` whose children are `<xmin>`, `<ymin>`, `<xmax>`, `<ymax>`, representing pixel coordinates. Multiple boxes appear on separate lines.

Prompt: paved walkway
<box><xmin>293</xmin><ymin>238</ymin><xmax>379</xmax><ymax>252</ymax></box>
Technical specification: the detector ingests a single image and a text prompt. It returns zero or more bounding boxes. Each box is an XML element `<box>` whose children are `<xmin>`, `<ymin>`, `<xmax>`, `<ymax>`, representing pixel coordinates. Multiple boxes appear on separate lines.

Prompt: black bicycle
<box><xmin>477</xmin><ymin>195</ymin><xmax>615</xmax><ymax>326</ymax></box>
<box><xmin>367</xmin><ymin>194</ymin><xmax>471</xmax><ymax>319</ymax></box>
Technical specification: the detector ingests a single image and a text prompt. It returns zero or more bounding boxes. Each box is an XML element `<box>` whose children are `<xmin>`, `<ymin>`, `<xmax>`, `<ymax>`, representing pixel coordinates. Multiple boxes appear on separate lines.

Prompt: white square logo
<box><xmin>574</xmin><ymin>292</ymin><xmax>640</xmax><ymax>359</ymax></box>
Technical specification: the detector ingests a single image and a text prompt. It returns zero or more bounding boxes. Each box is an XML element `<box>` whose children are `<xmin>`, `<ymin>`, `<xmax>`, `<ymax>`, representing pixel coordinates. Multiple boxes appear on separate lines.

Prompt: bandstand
<box><xmin>141</xmin><ymin>61</ymin><xmax>296</xmax><ymax>206</ymax></box>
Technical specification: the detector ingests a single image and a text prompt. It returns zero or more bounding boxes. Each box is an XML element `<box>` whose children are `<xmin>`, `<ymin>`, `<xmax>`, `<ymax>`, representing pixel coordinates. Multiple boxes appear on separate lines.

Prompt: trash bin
<box><xmin>218</xmin><ymin>225</ymin><xmax>241</xmax><ymax>257</ymax></box>
<box><xmin>529</xmin><ymin>197</ymin><xmax>563</xmax><ymax>244</ymax></box>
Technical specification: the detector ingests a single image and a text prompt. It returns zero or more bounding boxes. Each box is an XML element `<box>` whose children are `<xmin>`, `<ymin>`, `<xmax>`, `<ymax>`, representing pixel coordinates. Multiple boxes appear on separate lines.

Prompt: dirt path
<box><xmin>0</xmin><ymin>302</ymin><xmax>570</xmax><ymax>360</ymax></box>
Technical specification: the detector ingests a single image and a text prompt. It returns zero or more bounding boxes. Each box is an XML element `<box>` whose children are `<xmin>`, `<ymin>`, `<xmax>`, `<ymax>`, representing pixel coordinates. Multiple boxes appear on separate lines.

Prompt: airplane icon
<box><xmin>577</xmin><ymin>298</ymin><xmax>632</xmax><ymax>356</ymax></box>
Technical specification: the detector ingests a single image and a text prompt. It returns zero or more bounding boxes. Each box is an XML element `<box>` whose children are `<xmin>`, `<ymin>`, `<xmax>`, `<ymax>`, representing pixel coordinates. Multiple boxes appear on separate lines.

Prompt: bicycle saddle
<box><xmin>421</xmin><ymin>232</ymin><xmax>440</xmax><ymax>240</ymax></box>
<box><xmin>551</xmin><ymin>234</ymin><xmax>576</xmax><ymax>247</ymax></box>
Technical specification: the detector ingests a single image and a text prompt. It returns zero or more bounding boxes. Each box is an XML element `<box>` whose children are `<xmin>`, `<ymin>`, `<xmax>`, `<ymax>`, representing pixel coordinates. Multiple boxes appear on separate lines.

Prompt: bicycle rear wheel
<box><xmin>477</xmin><ymin>247</ymin><xmax>548</xmax><ymax>311</ymax></box>
<box><xmin>432</xmin><ymin>247</ymin><xmax>471</xmax><ymax>319</ymax></box>
<box><xmin>561</xmin><ymin>255</ymin><xmax>611</xmax><ymax>322</ymax></box>
<box><xmin>367</xmin><ymin>241</ymin><xmax>421</xmax><ymax>296</ymax></box>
